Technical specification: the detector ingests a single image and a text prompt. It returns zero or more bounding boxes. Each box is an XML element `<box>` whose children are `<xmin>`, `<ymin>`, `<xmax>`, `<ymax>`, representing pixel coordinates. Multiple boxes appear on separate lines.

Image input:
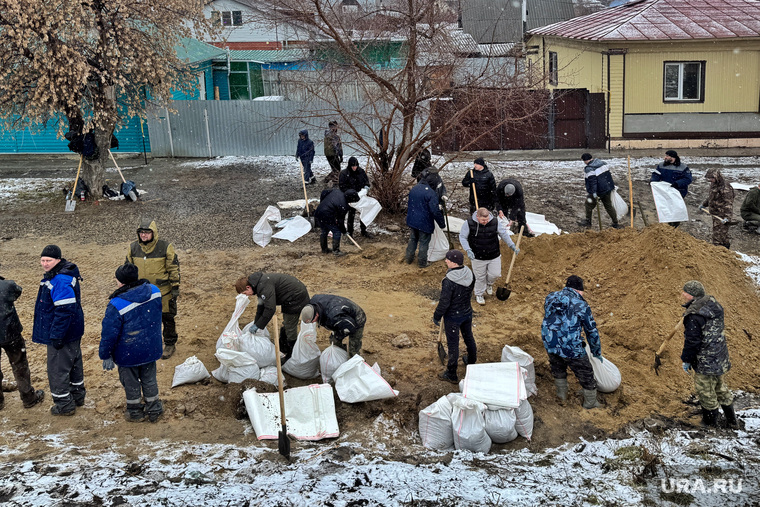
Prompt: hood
<box><xmin>586</xmin><ymin>159</ymin><xmax>606</xmax><ymax>169</ymax></box>
<box><xmin>299</xmin><ymin>129</ymin><xmax>309</xmax><ymax>140</ymax></box>
<box><xmin>110</xmin><ymin>280</ymin><xmax>153</xmax><ymax>302</ymax></box>
<box><xmin>247</xmin><ymin>272</ymin><xmax>263</xmax><ymax>294</ymax></box>
<box><xmin>45</xmin><ymin>259</ymin><xmax>82</xmax><ymax>281</ymax></box>
<box><xmin>470</xmin><ymin>211</ymin><xmax>494</xmax><ymax>222</ymax></box>
<box><xmin>347</xmin><ymin>156</ymin><xmax>359</xmax><ymax>168</ymax></box>
<box><xmin>446</xmin><ymin>266</ymin><xmax>473</xmax><ymax>287</ymax></box>
<box><xmin>345</xmin><ymin>189</ymin><xmax>360</xmax><ymax>203</ymax></box>
<box><xmin>136</xmin><ymin>219</ymin><xmax>159</xmax><ymax>249</ymax></box>
<box><xmin>705</xmin><ymin>168</ymin><xmax>725</xmax><ymax>186</ymax></box>
<box><xmin>688</xmin><ymin>295</ymin><xmax>723</xmax><ymax>320</ymax></box>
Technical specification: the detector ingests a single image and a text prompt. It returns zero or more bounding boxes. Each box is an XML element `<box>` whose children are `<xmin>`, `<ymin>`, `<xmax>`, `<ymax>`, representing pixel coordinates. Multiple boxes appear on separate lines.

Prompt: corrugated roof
<box><xmin>461</xmin><ymin>0</ymin><xmax>575</xmax><ymax>43</ymax></box>
<box><xmin>219</xmin><ymin>49</ymin><xmax>310</xmax><ymax>63</ymax></box>
<box><xmin>528</xmin><ymin>0</ymin><xmax>760</xmax><ymax>41</ymax></box>
<box><xmin>175</xmin><ymin>39</ymin><xmax>227</xmax><ymax>64</ymax></box>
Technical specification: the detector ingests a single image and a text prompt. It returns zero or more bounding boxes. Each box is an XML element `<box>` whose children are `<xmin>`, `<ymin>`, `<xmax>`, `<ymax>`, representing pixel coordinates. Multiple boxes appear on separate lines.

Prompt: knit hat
<box><xmin>115</xmin><ymin>263</ymin><xmax>139</xmax><ymax>284</ymax></box>
<box><xmin>445</xmin><ymin>249</ymin><xmax>464</xmax><ymax>265</ymax></box>
<box><xmin>504</xmin><ymin>184</ymin><xmax>516</xmax><ymax>196</ymax></box>
<box><xmin>473</xmin><ymin>157</ymin><xmax>486</xmax><ymax>167</ymax></box>
<box><xmin>665</xmin><ymin>150</ymin><xmax>678</xmax><ymax>158</ymax></box>
<box><xmin>683</xmin><ymin>280</ymin><xmax>705</xmax><ymax>298</ymax></box>
<box><xmin>40</xmin><ymin>245</ymin><xmax>62</xmax><ymax>259</ymax></box>
<box><xmin>300</xmin><ymin>304</ymin><xmax>315</xmax><ymax>323</ymax></box>
<box><xmin>581</xmin><ymin>153</ymin><xmax>593</xmax><ymax>162</ymax></box>
<box><xmin>566</xmin><ymin>275</ymin><xmax>584</xmax><ymax>291</ymax></box>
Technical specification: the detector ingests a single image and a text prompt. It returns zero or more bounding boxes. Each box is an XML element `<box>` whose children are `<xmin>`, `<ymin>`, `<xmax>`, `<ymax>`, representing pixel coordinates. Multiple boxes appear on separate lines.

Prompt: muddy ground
<box><xmin>1</xmin><ymin>153</ymin><xmax>759</xmax><ymax>464</ymax></box>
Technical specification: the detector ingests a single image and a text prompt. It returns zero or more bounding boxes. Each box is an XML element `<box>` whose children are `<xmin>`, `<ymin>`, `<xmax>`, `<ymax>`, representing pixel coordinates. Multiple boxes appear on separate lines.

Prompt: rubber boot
<box><xmin>320</xmin><ymin>235</ymin><xmax>332</xmax><ymax>254</ymax></box>
<box><xmin>333</xmin><ymin>237</ymin><xmax>346</xmax><ymax>257</ymax></box>
<box><xmin>582</xmin><ymin>389</ymin><xmax>600</xmax><ymax>409</ymax></box>
<box><xmin>701</xmin><ymin>407</ymin><xmax>719</xmax><ymax>427</ymax></box>
<box><xmin>721</xmin><ymin>403</ymin><xmax>738</xmax><ymax>429</ymax></box>
<box><xmin>554</xmin><ymin>378</ymin><xmax>568</xmax><ymax>401</ymax></box>
<box><xmin>125</xmin><ymin>403</ymin><xmax>146</xmax><ymax>423</ymax></box>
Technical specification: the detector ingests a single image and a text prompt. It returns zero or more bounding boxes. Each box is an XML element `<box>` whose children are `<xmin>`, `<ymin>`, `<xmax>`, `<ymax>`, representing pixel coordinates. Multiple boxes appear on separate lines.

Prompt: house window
<box><xmin>211</xmin><ymin>10</ymin><xmax>243</xmax><ymax>27</ymax></box>
<box><xmin>229</xmin><ymin>62</ymin><xmax>251</xmax><ymax>100</ymax></box>
<box><xmin>663</xmin><ymin>61</ymin><xmax>705</xmax><ymax>102</ymax></box>
<box><xmin>548</xmin><ymin>51</ymin><xmax>558</xmax><ymax>86</ymax></box>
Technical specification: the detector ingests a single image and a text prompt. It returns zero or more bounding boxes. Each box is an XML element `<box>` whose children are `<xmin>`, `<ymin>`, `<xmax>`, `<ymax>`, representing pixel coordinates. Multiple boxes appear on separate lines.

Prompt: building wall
<box><xmin>203</xmin><ymin>0</ymin><xmax>307</xmax><ymax>45</ymax></box>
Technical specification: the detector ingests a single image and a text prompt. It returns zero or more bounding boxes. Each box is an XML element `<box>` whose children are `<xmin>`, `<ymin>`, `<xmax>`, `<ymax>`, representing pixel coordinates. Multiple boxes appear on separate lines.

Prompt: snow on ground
<box><xmin>736</xmin><ymin>252</ymin><xmax>760</xmax><ymax>287</ymax></box>
<box><xmin>1</xmin><ymin>408</ymin><xmax>758</xmax><ymax>506</ymax></box>
<box><xmin>0</xmin><ymin>177</ymin><xmax>69</xmax><ymax>200</ymax></box>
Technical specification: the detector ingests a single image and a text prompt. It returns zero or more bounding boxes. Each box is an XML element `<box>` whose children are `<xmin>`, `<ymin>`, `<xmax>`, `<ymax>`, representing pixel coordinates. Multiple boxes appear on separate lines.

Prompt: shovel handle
<box><xmin>108</xmin><ymin>150</ymin><xmax>128</xmax><ymax>183</ymax></box>
<box><xmin>71</xmin><ymin>156</ymin><xmax>83</xmax><ymax>197</ymax></box>
<box><xmin>656</xmin><ymin>320</ymin><xmax>684</xmax><ymax>356</ymax></box>
<box><xmin>504</xmin><ymin>226</ymin><xmax>524</xmax><ymax>285</ymax></box>
<box><xmin>470</xmin><ymin>169</ymin><xmax>479</xmax><ymax>210</ymax></box>
<box><xmin>272</xmin><ymin>314</ymin><xmax>287</xmax><ymax>426</ymax></box>
<box><xmin>345</xmin><ymin>233</ymin><xmax>363</xmax><ymax>251</ymax></box>
<box><xmin>299</xmin><ymin>160</ymin><xmax>310</xmax><ymax>216</ymax></box>
<box><xmin>438</xmin><ymin>322</ymin><xmax>444</xmax><ymax>344</ymax></box>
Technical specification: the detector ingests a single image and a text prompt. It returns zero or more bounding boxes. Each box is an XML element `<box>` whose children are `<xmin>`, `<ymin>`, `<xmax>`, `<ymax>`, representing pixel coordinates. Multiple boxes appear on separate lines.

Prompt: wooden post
<box><xmin>627</xmin><ymin>155</ymin><xmax>634</xmax><ymax>228</ymax></box>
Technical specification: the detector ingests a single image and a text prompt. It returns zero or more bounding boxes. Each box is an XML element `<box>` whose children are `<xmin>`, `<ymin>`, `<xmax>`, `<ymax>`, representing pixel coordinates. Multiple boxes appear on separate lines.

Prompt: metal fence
<box><xmin>146</xmin><ymin>100</ymin><xmax>414</xmax><ymax>158</ymax></box>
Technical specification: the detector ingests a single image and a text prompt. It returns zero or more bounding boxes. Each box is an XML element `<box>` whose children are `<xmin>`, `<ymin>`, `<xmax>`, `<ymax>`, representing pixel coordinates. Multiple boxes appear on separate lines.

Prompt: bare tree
<box><xmin>242</xmin><ymin>0</ymin><xmax>549</xmax><ymax>212</ymax></box>
<box><xmin>0</xmin><ymin>0</ymin><xmax>213</xmax><ymax>197</ymax></box>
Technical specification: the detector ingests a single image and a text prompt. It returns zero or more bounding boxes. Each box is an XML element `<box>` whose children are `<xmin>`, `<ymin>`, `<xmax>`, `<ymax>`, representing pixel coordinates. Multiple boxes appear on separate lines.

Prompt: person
<box><xmin>300</xmin><ymin>294</ymin><xmax>366</xmax><ymax>357</ymax></box>
<box><xmin>459</xmin><ymin>207</ymin><xmax>518</xmax><ymax>306</ymax></box>
<box><xmin>99</xmin><ymin>264</ymin><xmax>164</xmax><ymax>423</ymax></box>
<box><xmin>418</xmin><ymin>166</ymin><xmax>447</xmax><ymax>205</ymax></box>
<box><xmin>541</xmin><ymin>275</ymin><xmax>603</xmax><ymax>409</ymax></box>
<box><xmin>126</xmin><ymin>220</ymin><xmax>180</xmax><ymax>360</ymax></box>
<box><xmin>338</xmin><ymin>156</ymin><xmax>372</xmax><ymax>238</ymax></box>
<box><xmin>296</xmin><ymin>129</ymin><xmax>316</xmax><ymax>185</ymax></box>
<box><xmin>32</xmin><ymin>245</ymin><xmax>85</xmax><ymax>416</ymax></box>
<box><xmin>405</xmin><ymin>176</ymin><xmax>446</xmax><ymax>268</ymax></box>
<box><xmin>651</xmin><ymin>150</ymin><xmax>692</xmax><ymax>227</ymax></box>
<box><xmin>699</xmin><ymin>168</ymin><xmax>734</xmax><ymax>249</ymax></box>
<box><xmin>0</xmin><ymin>273</ymin><xmax>45</xmax><ymax>411</ymax></box>
<box><xmin>433</xmin><ymin>250</ymin><xmax>476</xmax><ymax>384</ymax></box>
<box><xmin>496</xmin><ymin>178</ymin><xmax>534</xmax><ymax>237</ymax></box>
<box><xmin>680</xmin><ymin>280</ymin><xmax>737</xmax><ymax>428</ymax></box>
<box><xmin>323</xmin><ymin>120</ymin><xmax>343</xmax><ymax>186</ymax></box>
<box><xmin>315</xmin><ymin>188</ymin><xmax>360</xmax><ymax>256</ymax></box>
<box><xmin>411</xmin><ymin>148</ymin><xmax>431</xmax><ymax>180</ymax></box>
<box><xmin>461</xmin><ymin>157</ymin><xmax>497</xmax><ymax>213</ymax></box>
<box><xmin>234</xmin><ymin>272</ymin><xmax>310</xmax><ymax>357</ymax></box>
<box><xmin>578</xmin><ymin>153</ymin><xmax>622</xmax><ymax>229</ymax></box>
<box><xmin>740</xmin><ymin>183</ymin><xmax>760</xmax><ymax>234</ymax></box>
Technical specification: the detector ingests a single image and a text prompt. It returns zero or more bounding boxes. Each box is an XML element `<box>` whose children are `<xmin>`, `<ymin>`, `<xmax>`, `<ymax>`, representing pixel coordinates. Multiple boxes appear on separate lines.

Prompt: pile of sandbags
<box><xmin>501</xmin><ymin>345</ymin><xmax>537</xmax><ymax>397</ymax></box>
<box><xmin>212</xmin><ymin>294</ymin><xmax>263</xmax><ymax>384</ymax></box>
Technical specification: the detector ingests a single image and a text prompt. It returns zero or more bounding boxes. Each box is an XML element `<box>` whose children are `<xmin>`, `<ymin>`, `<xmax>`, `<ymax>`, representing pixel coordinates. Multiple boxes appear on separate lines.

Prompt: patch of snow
<box><xmin>0</xmin><ymin>178</ymin><xmax>69</xmax><ymax>201</ymax></box>
<box><xmin>736</xmin><ymin>252</ymin><xmax>760</xmax><ymax>287</ymax></box>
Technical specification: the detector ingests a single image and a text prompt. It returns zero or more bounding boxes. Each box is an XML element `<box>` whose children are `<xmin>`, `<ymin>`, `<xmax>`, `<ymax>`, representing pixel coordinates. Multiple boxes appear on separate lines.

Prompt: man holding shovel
<box><xmin>700</xmin><ymin>168</ymin><xmax>734</xmax><ymax>249</ymax></box>
<box><xmin>578</xmin><ymin>153</ymin><xmax>622</xmax><ymax>230</ymax></box>
<box><xmin>461</xmin><ymin>158</ymin><xmax>496</xmax><ymax>213</ymax></box>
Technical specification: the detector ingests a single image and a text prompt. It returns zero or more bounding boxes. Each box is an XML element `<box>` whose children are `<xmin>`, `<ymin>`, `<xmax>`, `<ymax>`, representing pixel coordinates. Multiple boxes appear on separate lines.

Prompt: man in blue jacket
<box><xmin>579</xmin><ymin>153</ymin><xmax>621</xmax><ymax>229</ymax></box>
<box><xmin>541</xmin><ymin>275</ymin><xmax>604</xmax><ymax>409</ymax></box>
<box><xmin>405</xmin><ymin>179</ymin><xmax>446</xmax><ymax>268</ymax></box>
<box><xmin>99</xmin><ymin>264</ymin><xmax>164</xmax><ymax>423</ymax></box>
<box><xmin>33</xmin><ymin>245</ymin><xmax>86</xmax><ymax>416</ymax></box>
<box><xmin>296</xmin><ymin>129</ymin><xmax>315</xmax><ymax>185</ymax></box>
<box><xmin>651</xmin><ymin>150</ymin><xmax>692</xmax><ymax>198</ymax></box>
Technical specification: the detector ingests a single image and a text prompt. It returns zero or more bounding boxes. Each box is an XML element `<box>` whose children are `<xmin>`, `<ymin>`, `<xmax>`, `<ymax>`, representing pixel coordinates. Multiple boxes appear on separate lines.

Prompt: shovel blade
<box><xmin>65</xmin><ymin>199</ymin><xmax>76</xmax><ymax>212</ymax></box>
<box><xmin>653</xmin><ymin>354</ymin><xmax>662</xmax><ymax>376</ymax></box>
<box><xmin>437</xmin><ymin>342</ymin><xmax>447</xmax><ymax>365</ymax></box>
<box><xmin>496</xmin><ymin>286</ymin><xmax>511</xmax><ymax>301</ymax></box>
<box><xmin>278</xmin><ymin>426</ymin><xmax>290</xmax><ymax>459</ymax></box>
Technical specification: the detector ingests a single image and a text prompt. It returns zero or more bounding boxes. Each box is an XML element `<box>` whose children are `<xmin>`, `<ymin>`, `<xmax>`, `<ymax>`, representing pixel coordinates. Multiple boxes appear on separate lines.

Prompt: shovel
<box><xmin>653</xmin><ymin>320</ymin><xmax>684</xmax><ymax>375</ymax></box>
<box><xmin>65</xmin><ymin>156</ymin><xmax>84</xmax><ymax>212</ymax></box>
<box><xmin>699</xmin><ymin>207</ymin><xmax>739</xmax><ymax>226</ymax></box>
<box><xmin>469</xmin><ymin>169</ymin><xmax>480</xmax><ymax>210</ymax></box>
<box><xmin>496</xmin><ymin>225</ymin><xmax>524</xmax><ymax>301</ymax></box>
<box><xmin>108</xmin><ymin>150</ymin><xmax>138</xmax><ymax>201</ymax></box>
<box><xmin>298</xmin><ymin>160</ymin><xmax>313</xmax><ymax>226</ymax></box>
<box><xmin>437</xmin><ymin>321</ymin><xmax>447</xmax><ymax>365</ymax></box>
<box><xmin>272</xmin><ymin>314</ymin><xmax>291</xmax><ymax>459</ymax></box>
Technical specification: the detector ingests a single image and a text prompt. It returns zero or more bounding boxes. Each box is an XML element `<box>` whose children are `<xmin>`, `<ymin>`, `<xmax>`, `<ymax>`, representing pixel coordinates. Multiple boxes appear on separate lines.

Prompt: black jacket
<box><xmin>311</xmin><ymin>294</ymin><xmax>366</xmax><ymax>336</ymax></box>
<box><xmin>466</xmin><ymin>216</ymin><xmax>501</xmax><ymax>260</ymax></box>
<box><xmin>496</xmin><ymin>178</ymin><xmax>527</xmax><ymax>226</ymax></box>
<box><xmin>681</xmin><ymin>295</ymin><xmax>731</xmax><ymax>376</ymax></box>
<box><xmin>434</xmin><ymin>266</ymin><xmax>475</xmax><ymax>323</ymax></box>
<box><xmin>338</xmin><ymin>160</ymin><xmax>370</xmax><ymax>193</ymax></box>
<box><xmin>316</xmin><ymin>188</ymin><xmax>350</xmax><ymax>232</ymax></box>
<box><xmin>0</xmin><ymin>277</ymin><xmax>23</xmax><ymax>345</ymax></box>
<box><xmin>462</xmin><ymin>166</ymin><xmax>497</xmax><ymax>210</ymax></box>
<box><xmin>246</xmin><ymin>272</ymin><xmax>310</xmax><ymax>329</ymax></box>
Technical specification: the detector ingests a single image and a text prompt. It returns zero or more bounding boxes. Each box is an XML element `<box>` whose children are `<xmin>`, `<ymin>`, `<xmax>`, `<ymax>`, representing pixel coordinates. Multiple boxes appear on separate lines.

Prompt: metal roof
<box><xmin>528</xmin><ymin>0</ymin><xmax>760</xmax><ymax>41</ymax></box>
<box><xmin>218</xmin><ymin>49</ymin><xmax>310</xmax><ymax>62</ymax></box>
<box><xmin>175</xmin><ymin>39</ymin><xmax>226</xmax><ymax>64</ymax></box>
<box><xmin>461</xmin><ymin>0</ymin><xmax>575</xmax><ymax>43</ymax></box>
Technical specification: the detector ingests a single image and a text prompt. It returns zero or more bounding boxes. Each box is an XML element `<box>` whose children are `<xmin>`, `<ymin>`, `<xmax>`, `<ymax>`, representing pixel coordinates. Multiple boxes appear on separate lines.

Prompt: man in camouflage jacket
<box><xmin>700</xmin><ymin>168</ymin><xmax>734</xmax><ymax>249</ymax></box>
<box><xmin>680</xmin><ymin>281</ymin><xmax>737</xmax><ymax>428</ymax></box>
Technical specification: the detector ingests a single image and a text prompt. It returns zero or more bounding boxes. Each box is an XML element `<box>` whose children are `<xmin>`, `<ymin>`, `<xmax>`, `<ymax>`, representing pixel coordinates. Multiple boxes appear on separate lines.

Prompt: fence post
<box><xmin>165</xmin><ymin>107</ymin><xmax>175</xmax><ymax>158</ymax></box>
<box><xmin>204</xmin><ymin>108</ymin><xmax>212</xmax><ymax>158</ymax></box>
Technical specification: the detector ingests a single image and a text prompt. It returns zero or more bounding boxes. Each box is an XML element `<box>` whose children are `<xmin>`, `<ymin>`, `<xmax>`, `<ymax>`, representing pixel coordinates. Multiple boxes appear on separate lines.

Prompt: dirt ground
<box><xmin>1</xmin><ymin>154</ymin><xmax>759</xmax><ymax>463</ymax></box>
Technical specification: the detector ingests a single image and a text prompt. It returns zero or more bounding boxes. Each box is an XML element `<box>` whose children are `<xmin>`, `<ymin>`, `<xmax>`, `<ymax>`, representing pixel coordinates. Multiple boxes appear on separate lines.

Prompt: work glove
<box><xmin>699</xmin><ymin>206</ymin><xmax>707</xmax><ymax>213</ymax></box>
<box><xmin>250</xmin><ymin>324</ymin><xmax>259</xmax><ymax>334</ymax></box>
<box><xmin>466</xmin><ymin>249</ymin><xmax>475</xmax><ymax>260</ymax></box>
<box><xmin>592</xmin><ymin>192</ymin><xmax>598</xmax><ymax>199</ymax></box>
<box><xmin>671</xmin><ymin>182</ymin><xmax>679</xmax><ymax>189</ymax></box>
<box><xmin>682</xmin><ymin>362</ymin><xmax>691</xmax><ymax>373</ymax></box>
<box><xmin>432</xmin><ymin>318</ymin><xmax>441</xmax><ymax>327</ymax></box>
<box><xmin>586</xmin><ymin>194</ymin><xmax>595</xmax><ymax>204</ymax></box>
<box><xmin>510</xmin><ymin>245</ymin><xmax>519</xmax><ymax>254</ymax></box>
<box><xmin>594</xmin><ymin>354</ymin><xmax>603</xmax><ymax>363</ymax></box>
<box><xmin>363</xmin><ymin>186</ymin><xmax>370</xmax><ymax>191</ymax></box>
<box><xmin>103</xmin><ymin>358</ymin><xmax>115</xmax><ymax>371</ymax></box>
<box><xmin>51</xmin><ymin>339</ymin><xmax>64</xmax><ymax>350</ymax></box>
<box><xmin>171</xmin><ymin>286</ymin><xmax>180</xmax><ymax>299</ymax></box>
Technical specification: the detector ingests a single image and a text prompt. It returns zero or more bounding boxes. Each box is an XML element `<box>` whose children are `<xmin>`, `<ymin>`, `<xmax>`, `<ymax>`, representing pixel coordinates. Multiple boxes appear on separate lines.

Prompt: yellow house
<box><xmin>526</xmin><ymin>0</ymin><xmax>760</xmax><ymax>149</ymax></box>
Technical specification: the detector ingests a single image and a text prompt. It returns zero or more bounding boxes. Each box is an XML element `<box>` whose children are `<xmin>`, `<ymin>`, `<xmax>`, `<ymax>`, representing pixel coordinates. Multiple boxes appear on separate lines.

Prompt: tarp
<box><xmin>460</xmin><ymin>362</ymin><xmax>527</xmax><ymax>408</ymax></box>
<box><xmin>651</xmin><ymin>181</ymin><xmax>689</xmax><ymax>223</ymax></box>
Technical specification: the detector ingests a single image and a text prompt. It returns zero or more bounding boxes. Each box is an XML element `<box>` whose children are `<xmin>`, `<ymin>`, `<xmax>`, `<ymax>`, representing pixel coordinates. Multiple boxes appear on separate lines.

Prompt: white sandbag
<box><xmin>276</xmin><ymin>198</ymin><xmax>319</xmax><ymax>210</ymax></box>
<box><xmin>651</xmin><ymin>181</ymin><xmax>689</xmax><ymax>223</ymax></box>
<box><xmin>731</xmin><ymin>182</ymin><xmax>754</xmax><ymax>191</ymax></box>
<box><xmin>227</xmin><ymin>363</ymin><xmax>261</xmax><ymax>383</ymax></box>
<box><xmin>244</xmin><ymin>384</ymin><xmax>339</xmax><ymax>441</ymax></box>
<box><xmin>484</xmin><ymin>407</ymin><xmax>518</xmax><ymax>444</ymax></box>
<box><xmin>501</xmin><ymin>345</ymin><xmax>537</xmax><ymax>397</ymax></box>
<box><xmin>526</xmin><ymin>212</ymin><xmax>561</xmax><ymax>236</ymax></box>
<box><xmin>461</xmin><ymin>362</ymin><xmax>527</xmax><ymax>408</ymax></box>
<box><xmin>258</xmin><ymin>366</ymin><xmax>286</xmax><ymax>387</ymax></box>
<box><xmin>419</xmin><ymin>395</ymin><xmax>455</xmax><ymax>450</ymax></box>
<box><xmin>272</xmin><ymin>215</ymin><xmax>312</xmax><ymax>242</ymax></box>
<box><xmin>212</xmin><ymin>364</ymin><xmax>229</xmax><ymax>383</ymax></box>
<box><xmin>350</xmin><ymin>194</ymin><xmax>382</xmax><ymax>226</ymax></box>
<box><xmin>333</xmin><ymin>355</ymin><xmax>399</xmax><ymax>403</ymax></box>
<box><xmin>281</xmin><ymin>322</ymin><xmax>321</xmax><ymax>379</ymax></box>
<box><xmin>448</xmin><ymin>393</ymin><xmax>491</xmax><ymax>453</ymax></box>
<box><xmin>215</xmin><ymin>348</ymin><xmax>258</xmax><ymax>368</ymax></box>
<box><xmin>611</xmin><ymin>187</ymin><xmax>629</xmax><ymax>221</ymax></box>
<box><xmin>442</xmin><ymin>216</ymin><xmax>465</xmax><ymax>234</ymax></box>
<box><xmin>252</xmin><ymin>205</ymin><xmax>282</xmax><ymax>247</ymax></box>
<box><xmin>216</xmin><ymin>294</ymin><xmax>251</xmax><ymax>350</ymax></box>
<box><xmin>584</xmin><ymin>344</ymin><xmax>622</xmax><ymax>393</ymax></box>
<box><xmin>428</xmin><ymin>223</ymin><xmax>449</xmax><ymax>262</ymax></box>
<box><xmin>514</xmin><ymin>399</ymin><xmax>534</xmax><ymax>440</ymax></box>
<box><xmin>238</xmin><ymin>330</ymin><xmax>276</xmax><ymax>368</ymax></box>
<box><xmin>320</xmin><ymin>344</ymin><xmax>349</xmax><ymax>384</ymax></box>
<box><xmin>171</xmin><ymin>356</ymin><xmax>211</xmax><ymax>388</ymax></box>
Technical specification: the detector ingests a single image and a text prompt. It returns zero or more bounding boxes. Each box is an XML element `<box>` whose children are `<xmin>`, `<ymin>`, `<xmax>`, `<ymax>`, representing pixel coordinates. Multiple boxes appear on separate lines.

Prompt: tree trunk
<box><xmin>81</xmin><ymin>124</ymin><xmax>115</xmax><ymax>199</ymax></box>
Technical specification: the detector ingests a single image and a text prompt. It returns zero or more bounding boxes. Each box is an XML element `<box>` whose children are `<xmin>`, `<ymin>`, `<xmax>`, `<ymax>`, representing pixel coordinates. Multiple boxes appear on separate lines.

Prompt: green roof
<box><xmin>175</xmin><ymin>39</ymin><xmax>227</xmax><ymax>64</ymax></box>
<box><xmin>220</xmin><ymin>49</ymin><xmax>310</xmax><ymax>63</ymax></box>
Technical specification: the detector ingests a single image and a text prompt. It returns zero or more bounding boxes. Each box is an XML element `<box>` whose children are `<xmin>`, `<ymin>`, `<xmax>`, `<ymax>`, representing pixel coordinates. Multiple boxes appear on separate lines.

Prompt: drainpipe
<box><xmin>226</xmin><ymin>48</ymin><xmax>231</xmax><ymax>77</ymax></box>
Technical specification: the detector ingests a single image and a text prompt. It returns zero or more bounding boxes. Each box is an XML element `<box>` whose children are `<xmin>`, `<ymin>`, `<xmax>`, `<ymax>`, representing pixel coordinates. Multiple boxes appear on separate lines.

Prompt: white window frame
<box><xmin>663</xmin><ymin>61</ymin><xmax>705</xmax><ymax>102</ymax></box>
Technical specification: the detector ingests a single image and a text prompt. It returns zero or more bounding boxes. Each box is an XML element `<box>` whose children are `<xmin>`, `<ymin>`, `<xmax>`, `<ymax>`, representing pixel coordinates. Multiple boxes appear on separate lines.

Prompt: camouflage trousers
<box><xmin>712</xmin><ymin>219</ymin><xmax>731</xmax><ymax>248</ymax></box>
<box><xmin>694</xmin><ymin>372</ymin><xmax>733</xmax><ymax>410</ymax></box>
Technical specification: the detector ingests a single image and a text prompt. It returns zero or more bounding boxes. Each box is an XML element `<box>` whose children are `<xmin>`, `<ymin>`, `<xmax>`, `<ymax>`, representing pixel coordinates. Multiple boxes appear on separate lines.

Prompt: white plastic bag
<box><xmin>252</xmin><ymin>205</ymin><xmax>282</xmax><ymax>247</ymax></box>
<box><xmin>320</xmin><ymin>344</ymin><xmax>350</xmax><ymax>384</ymax></box>
<box><xmin>281</xmin><ymin>322</ymin><xmax>321</xmax><ymax>379</ymax></box>
<box><xmin>350</xmin><ymin>194</ymin><xmax>382</xmax><ymax>227</ymax></box>
<box><xmin>272</xmin><ymin>215</ymin><xmax>312</xmax><ymax>242</ymax></box>
<box><xmin>611</xmin><ymin>187</ymin><xmax>629</xmax><ymax>221</ymax></box>
<box><xmin>501</xmin><ymin>345</ymin><xmax>537</xmax><ymax>397</ymax></box>
<box><xmin>227</xmin><ymin>363</ymin><xmax>261</xmax><ymax>383</ymax></box>
<box><xmin>484</xmin><ymin>407</ymin><xmax>518</xmax><ymax>444</ymax></box>
<box><xmin>238</xmin><ymin>329</ymin><xmax>276</xmax><ymax>368</ymax></box>
<box><xmin>448</xmin><ymin>393</ymin><xmax>491</xmax><ymax>453</ymax></box>
<box><xmin>171</xmin><ymin>356</ymin><xmax>210</xmax><ymax>388</ymax></box>
<box><xmin>419</xmin><ymin>395</ymin><xmax>455</xmax><ymax>450</ymax></box>
<box><xmin>333</xmin><ymin>355</ymin><xmax>399</xmax><ymax>403</ymax></box>
<box><xmin>216</xmin><ymin>294</ymin><xmax>251</xmax><ymax>350</ymax></box>
<box><xmin>651</xmin><ymin>181</ymin><xmax>689</xmax><ymax>223</ymax></box>
<box><xmin>514</xmin><ymin>399</ymin><xmax>534</xmax><ymax>440</ymax></box>
<box><xmin>584</xmin><ymin>344</ymin><xmax>622</xmax><ymax>393</ymax></box>
<box><xmin>212</xmin><ymin>364</ymin><xmax>229</xmax><ymax>383</ymax></box>
<box><xmin>215</xmin><ymin>348</ymin><xmax>258</xmax><ymax>368</ymax></box>
<box><xmin>461</xmin><ymin>362</ymin><xmax>527</xmax><ymax>408</ymax></box>
<box><xmin>427</xmin><ymin>223</ymin><xmax>449</xmax><ymax>262</ymax></box>
<box><xmin>258</xmin><ymin>366</ymin><xmax>285</xmax><ymax>387</ymax></box>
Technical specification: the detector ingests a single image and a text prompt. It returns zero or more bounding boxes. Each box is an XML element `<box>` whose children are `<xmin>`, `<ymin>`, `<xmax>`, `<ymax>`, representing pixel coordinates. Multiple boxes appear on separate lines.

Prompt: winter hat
<box><xmin>347</xmin><ymin>156</ymin><xmax>359</xmax><ymax>168</ymax></box>
<box><xmin>665</xmin><ymin>150</ymin><xmax>678</xmax><ymax>158</ymax></box>
<box><xmin>345</xmin><ymin>189</ymin><xmax>360</xmax><ymax>203</ymax></box>
<box><xmin>473</xmin><ymin>157</ymin><xmax>486</xmax><ymax>167</ymax></box>
<box><xmin>581</xmin><ymin>153</ymin><xmax>593</xmax><ymax>162</ymax></box>
<box><xmin>566</xmin><ymin>275</ymin><xmax>584</xmax><ymax>291</ymax></box>
<box><xmin>300</xmin><ymin>304</ymin><xmax>315</xmax><ymax>323</ymax></box>
<box><xmin>683</xmin><ymin>280</ymin><xmax>705</xmax><ymax>298</ymax></box>
<box><xmin>445</xmin><ymin>249</ymin><xmax>464</xmax><ymax>265</ymax></box>
<box><xmin>115</xmin><ymin>263</ymin><xmax>139</xmax><ymax>284</ymax></box>
<box><xmin>504</xmin><ymin>184</ymin><xmax>516</xmax><ymax>196</ymax></box>
<box><xmin>40</xmin><ymin>245</ymin><xmax>62</xmax><ymax>259</ymax></box>
<box><xmin>704</xmin><ymin>168</ymin><xmax>720</xmax><ymax>180</ymax></box>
